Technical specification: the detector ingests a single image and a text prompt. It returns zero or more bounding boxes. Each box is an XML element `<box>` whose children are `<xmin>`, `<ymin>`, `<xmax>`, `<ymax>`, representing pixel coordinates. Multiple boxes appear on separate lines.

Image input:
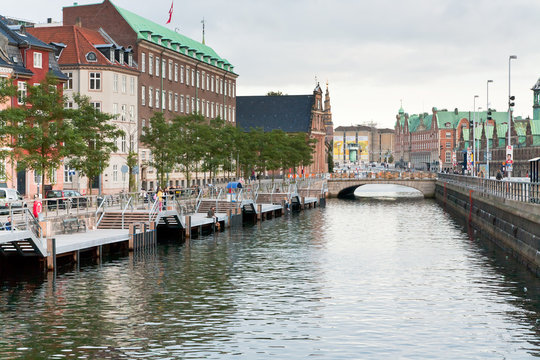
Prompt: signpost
<box><xmin>506</xmin><ymin>145</ymin><xmax>513</xmax><ymax>173</ymax></box>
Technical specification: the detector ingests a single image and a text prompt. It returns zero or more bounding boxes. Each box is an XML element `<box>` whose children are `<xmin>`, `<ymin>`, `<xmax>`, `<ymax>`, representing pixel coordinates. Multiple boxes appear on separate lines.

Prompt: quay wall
<box><xmin>435</xmin><ymin>180</ymin><xmax>540</xmax><ymax>275</ymax></box>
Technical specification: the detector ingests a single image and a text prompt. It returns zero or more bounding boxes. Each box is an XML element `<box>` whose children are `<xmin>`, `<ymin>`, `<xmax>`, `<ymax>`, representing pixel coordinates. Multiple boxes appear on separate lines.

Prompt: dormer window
<box><xmin>128</xmin><ymin>53</ymin><xmax>133</xmax><ymax>67</ymax></box>
<box><xmin>86</xmin><ymin>52</ymin><xmax>97</xmax><ymax>62</ymax></box>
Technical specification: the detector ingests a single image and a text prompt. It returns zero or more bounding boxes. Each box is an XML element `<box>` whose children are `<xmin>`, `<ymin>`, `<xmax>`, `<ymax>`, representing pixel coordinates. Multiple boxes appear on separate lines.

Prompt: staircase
<box><xmin>97</xmin><ymin>211</ymin><xmax>155</xmax><ymax>229</ymax></box>
<box><xmin>0</xmin><ymin>238</ymin><xmax>40</xmax><ymax>257</ymax></box>
<box><xmin>197</xmin><ymin>200</ymin><xmax>239</xmax><ymax>214</ymax></box>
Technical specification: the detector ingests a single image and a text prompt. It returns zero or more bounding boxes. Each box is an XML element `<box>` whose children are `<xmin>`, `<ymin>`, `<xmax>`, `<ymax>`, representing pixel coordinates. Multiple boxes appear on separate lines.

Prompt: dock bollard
<box><xmin>185</xmin><ymin>215</ymin><xmax>191</xmax><ymax>239</ymax></box>
<box><xmin>227</xmin><ymin>209</ymin><xmax>232</xmax><ymax>228</ymax></box>
<box><xmin>257</xmin><ymin>204</ymin><xmax>262</xmax><ymax>221</ymax></box>
<box><xmin>47</xmin><ymin>238</ymin><xmax>56</xmax><ymax>271</ymax></box>
<box><xmin>301</xmin><ymin>196</ymin><xmax>305</xmax><ymax>210</ymax></box>
<box><xmin>150</xmin><ymin>221</ymin><xmax>156</xmax><ymax>244</ymax></box>
<box><xmin>129</xmin><ymin>224</ymin><xmax>135</xmax><ymax>251</ymax></box>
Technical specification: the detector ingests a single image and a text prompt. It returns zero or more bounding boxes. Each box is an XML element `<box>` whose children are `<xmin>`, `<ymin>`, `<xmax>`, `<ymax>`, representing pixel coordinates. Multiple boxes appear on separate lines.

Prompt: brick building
<box><xmin>236</xmin><ymin>83</ymin><xmax>329</xmax><ymax>176</ymax></box>
<box><xmin>63</xmin><ymin>0</ymin><xmax>238</xmax><ymax>190</ymax></box>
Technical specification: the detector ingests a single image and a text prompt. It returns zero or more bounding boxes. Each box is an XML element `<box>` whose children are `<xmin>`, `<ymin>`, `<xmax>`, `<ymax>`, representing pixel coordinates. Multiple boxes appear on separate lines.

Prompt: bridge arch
<box><xmin>327</xmin><ymin>179</ymin><xmax>436</xmax><ymax>199</ymax></box>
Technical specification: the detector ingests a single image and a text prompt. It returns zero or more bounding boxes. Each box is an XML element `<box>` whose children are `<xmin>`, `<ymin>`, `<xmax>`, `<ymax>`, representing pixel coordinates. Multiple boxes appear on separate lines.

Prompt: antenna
<box><xmin>201</xmin><ymin>18</ymin><xmax>205</xmax><ymax>44</ymax></box>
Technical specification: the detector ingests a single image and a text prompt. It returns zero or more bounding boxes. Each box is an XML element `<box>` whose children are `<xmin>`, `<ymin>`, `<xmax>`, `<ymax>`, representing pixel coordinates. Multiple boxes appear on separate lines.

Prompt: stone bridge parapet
<box><xmin>327</xmin><ymin>178</ymin><xmax>437</xmax><ymax>198</ymax></box>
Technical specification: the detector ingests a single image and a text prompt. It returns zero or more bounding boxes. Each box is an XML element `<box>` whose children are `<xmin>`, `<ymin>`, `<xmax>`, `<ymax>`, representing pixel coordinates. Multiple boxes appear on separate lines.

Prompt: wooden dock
<box><xmin>0</xmin><ymin>186</ymin><xmax>327</xmax><ymax>272</ymax></box>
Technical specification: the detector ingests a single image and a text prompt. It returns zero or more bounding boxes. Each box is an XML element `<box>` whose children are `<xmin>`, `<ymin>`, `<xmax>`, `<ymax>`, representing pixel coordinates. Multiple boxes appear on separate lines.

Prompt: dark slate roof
<box><xmin>236</xmin><ymin>95</ymin><xmax>314</xmax><ymax>133</ymax></box>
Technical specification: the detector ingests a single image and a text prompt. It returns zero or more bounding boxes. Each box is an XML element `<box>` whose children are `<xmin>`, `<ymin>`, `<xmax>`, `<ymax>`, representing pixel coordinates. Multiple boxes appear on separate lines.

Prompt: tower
<box><xmin>532</xmin><ymin>78</ymin><xmax>540</xmax><ymax>120</ymax></box>
<box><xmin>323</xmin><ymin>81</ymin><xmax>334</xmax><ymax>143</ymax></box>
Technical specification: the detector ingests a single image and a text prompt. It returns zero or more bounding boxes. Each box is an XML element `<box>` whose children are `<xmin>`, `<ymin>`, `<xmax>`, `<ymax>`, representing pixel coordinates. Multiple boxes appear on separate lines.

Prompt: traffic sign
<box><xmin>121</xmin><ymin>165</ymin><xmax>129</xmax><ymax>174</ymax></box>
<box><xmin>132</xmin><ymin>165</ymin><xmax>139</xmax><ymax>174</ymax></box>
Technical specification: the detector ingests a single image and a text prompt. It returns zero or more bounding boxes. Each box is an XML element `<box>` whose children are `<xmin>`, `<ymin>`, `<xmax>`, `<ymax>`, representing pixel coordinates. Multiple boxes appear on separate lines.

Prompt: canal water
<box><xmin>2</xmin><ymin>198</ymin><xmax>540</xmax><ymax>359</ymax></box>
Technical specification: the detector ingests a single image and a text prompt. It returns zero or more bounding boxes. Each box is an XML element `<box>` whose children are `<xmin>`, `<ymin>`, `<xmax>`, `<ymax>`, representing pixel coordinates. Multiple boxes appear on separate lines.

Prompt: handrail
<box><xmin>148</xmin><ymin>196</ymin><xmax>159</xmax><ymax>223</ymax></box>
<box><xmin>121</xmin><ymin>196</ymin><xmax>133</xmax><ymax>229</ymax></box>
<box><xmin>95</xmin><ymin>194</ymin><xmax>109</xmax><ymax>220</ymax></box>
<box><xmin>195</xmin><ymin>189</ymin><xmax>203</xmax><ymax>212</ymax></box>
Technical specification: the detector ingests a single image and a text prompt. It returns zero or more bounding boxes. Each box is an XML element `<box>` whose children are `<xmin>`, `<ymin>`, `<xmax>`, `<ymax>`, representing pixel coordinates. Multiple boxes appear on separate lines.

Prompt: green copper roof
<box><xmin>113</xmin><ymin>3</ymin><xmax>236</xmax><ymax>74</ymax></box>
<box><xmin>531</xmin><ymin>120</ymin><xmax>540</xmax><ymax>135</ymax></box>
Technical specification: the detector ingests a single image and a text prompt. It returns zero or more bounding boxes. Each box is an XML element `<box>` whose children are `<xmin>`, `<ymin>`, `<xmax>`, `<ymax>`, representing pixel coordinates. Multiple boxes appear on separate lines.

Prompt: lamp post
<box><xmin>473</xmin><ymin>95</ymin><xmax>479</xmax><ymax>176</ymax></box>
<box><xmin>477</xmin><ymin>106</ymin><xmax>482</xmax><ymax>176</ymax></box>
<box><xmin>508</xmin><ymin>55</ymin><xmax>517</xmax><ymax>178</ymax></box>
<box><xmin>486</xmin><ymin>79</ymin><xmax>493</xmax><ymax>177</ymax></box>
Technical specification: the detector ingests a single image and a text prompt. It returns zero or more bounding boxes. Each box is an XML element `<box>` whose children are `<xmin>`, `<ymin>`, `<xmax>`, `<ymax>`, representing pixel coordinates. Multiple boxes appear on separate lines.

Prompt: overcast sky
<box><xmin>4</xmin><ymin>0</ymin><xmax>540</xmax><ymax>129</ymax></box>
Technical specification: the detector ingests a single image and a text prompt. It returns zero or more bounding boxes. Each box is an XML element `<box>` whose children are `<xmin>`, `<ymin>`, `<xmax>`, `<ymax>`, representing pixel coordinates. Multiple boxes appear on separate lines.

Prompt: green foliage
<box><xmin>170</xmin><ymin>114</ymin><xmax>206</xmax><ymax>187</ymax></box>
<box><xmin>66</xmin><ymin>93</ymin><xmax>123</xmax><ymax>194</ymax></box>
<box><xmin>266</xmin><ymin>91</ymin><xmax>286</xmax><ymax>96</ymax></box>
<box><xmin>140</xmin><ymin>112</ymin><xmax>176</xmax><ymax>188</ymax></box>
<box><xmin>6</xmin><ymin>74</ymin><xmax>72</xmax><ymax>195</ymax></box>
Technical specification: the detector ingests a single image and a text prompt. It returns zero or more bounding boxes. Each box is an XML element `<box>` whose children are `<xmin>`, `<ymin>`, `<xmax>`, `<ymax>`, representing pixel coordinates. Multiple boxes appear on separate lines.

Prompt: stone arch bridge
<box><xmin>327</xmin><ymin>178</ymin><xmax>437</xmax><ymax>198</ymax></box>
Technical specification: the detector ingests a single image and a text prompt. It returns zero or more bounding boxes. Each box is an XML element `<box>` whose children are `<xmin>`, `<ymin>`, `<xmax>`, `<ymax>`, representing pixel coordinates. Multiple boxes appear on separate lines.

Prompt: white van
<box><xmin>0</xmin><ymin>188</ymin><xmax>24</xmax><ymax>214</ymax></box>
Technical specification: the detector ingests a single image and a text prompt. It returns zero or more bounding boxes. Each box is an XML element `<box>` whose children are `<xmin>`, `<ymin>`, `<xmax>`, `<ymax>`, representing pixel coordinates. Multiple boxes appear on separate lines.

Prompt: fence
<box><xmin>438</xmin><ymin>173</ymin><xmax>540</xmax><ymax>204</ymax></box>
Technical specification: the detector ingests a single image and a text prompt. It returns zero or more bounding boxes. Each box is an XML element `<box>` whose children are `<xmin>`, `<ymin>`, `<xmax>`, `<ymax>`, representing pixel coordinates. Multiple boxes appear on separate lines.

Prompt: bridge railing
<box><xmin>329</xmin><ymin>171</ymin><xmax>436</xmax><ymax>180</ymax></box>
<box><xmin>438</xmin><ymin>173</ymin><xmax>540</xmax><ymax>204</ymax></box>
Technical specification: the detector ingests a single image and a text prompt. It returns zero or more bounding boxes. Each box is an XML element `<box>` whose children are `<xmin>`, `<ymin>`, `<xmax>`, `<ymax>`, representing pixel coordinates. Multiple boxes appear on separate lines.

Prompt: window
<box><xmin>64</xmin><ymin>72</ymin><xmax>73</xmax><ymax>90</ymax></box>
<box><xmin>206</xmin><ymin>101</ymin><xmax>209</xmax><ymax>117</ymax></box>
<box><xmin>185</xmin><ymin>67</ymin><xmax>189</xmax><ymax>85</ymax></box>
<box><xmin>233</xmin><ymin>83</ymin><xmax>236</xmax><ymax>98</ymax></box>
<box><xmin>168</xmin><ymin>60</ymin><xmax>172</xmax><ymax>81</ymax></box>
<box><xmin>113</xmin><ymin>74</ymin><xmax>118</xmax><ymax>92</ymax></box>
<box><xmin>113</xmin><ymin>103</ymin><xmax>118</xmax><ymax>119</ymax></box>
<box><xmin>141</xmin><ymin>119</ymin><xmax>146</xmax><ymax>136</ymax></box>
<box><xmin>180</xmin><ymin>65</ymin><xmax>184</xmax><ymax>83</ymax></box>
<box><xmin>64</xmin><ymin>101</ymin><xmax>73</xmax><ymax>109</ymax></box>
<box><xmin>130</xmin><ymin>77</ymin><xmax>135</xmax><ymax>95</ymax></box>
<box><xmin>224</xmin><ymin>80</ymin><xmax>228</xmax><ymax>96</ymax></box>
<box><xmin>34</xmin><ymin>171</ymin><xmax>41</xmax><ymax>185</ymax></box>
<box><xmin>162</xmin><ymin>90</ymin><xmax>166</xmax><ymax>110</ymax></box>
<box><xmin>445</xmin><ymin>151</ymin><xmax>451</xmax><ymax>163</ymax></box>
<box><xmin>174</xmin><ymin>93</ymin><xmax>178</xmax><ymax>112</ymax></box>
<box><xmin>201</xmin><ymin>72</ymin><xmax>205</xmax><ymax>90</ymax></box>
<box><xmin>191</xmin><ymin>69</ymin><xmax>194</xmax><ymax>87</ymax></box>
<box><xmin>149</xmin><ymin>87</ymin><xmax>153</xmax><ymax>108</ymax></box>
<box><xmin>206</xmin><ymin>74</ymin><xmax>210</xmax><ymax>91</ymax></box>
<box><xmin>121</xmin><ymin>104</ymin><xmax>126</xmax><ymax>121</ymax></box>
<box><xmin>155</xmin><ymin>57</ymin><xmax>159</xmax><ymax>77</ymax></box>
<box><xmin>113</xmin><ymin>165</ymin><xmax>118</xmax><ymax>181</ymax></box>
<box><xmin>162</xmin><ymin>58</ymin><xmax>166</xmax><ymax>79</ymax></box>
<box><xmin>446</xmin><ymin>132</ymin><xmax>451</xmax><ymax>138</ymax></box>
<box><xmin>86</xmin><ymin>52</ymin><xmax>97</xmax><ymax>62</ymax></box>
<box><xmin>445</xmin><ymin>142</ymin><xmax>451</xmax><ymax>148</ymax></box>
<box><xmin>186</xmin><ymin>96</ymin><xmax>190</xmax><ymax>114</ymax></box>
<box><xmin>180</xmin><ymin>95</ymin><xmax>185</xmax><ymax>113</ymax></box>
<box><xmin>174</xmin><ymin>63</ymin><xmax>178</xmax><ymax>82</ymax></box>
<box><xmin>130</xmin><ymin>105</ymin><xmax>135</xmax><ymax>121</ymax></box>
<box><xmin>91</xmin><ymin>102</ymin><xmax>101</xmax><ymax>112</ymax></box>
<box><xmin>141</xmin><ymin>85</ymin><xmax>146</xmax><ymax>106</ymax></box>
<box><xmin>17</xmin><ymin>81</ymin><xmax>26</xmax><ymax>104</ymax></box>
<box><xmin>196</xmin><ymin>71</ymin><xmax>200</xmax><ymax>88</ymax></box>
<box><xmin>141</xmin><ymin>52</ymin><xmax>146</xmax><ymax>73</ymax></box>
<box><xmin>149</xmin><ymin>54</ymin><xmax>153</xmax><ymax>75</ymax></box>
<box><xmin>168</xmin><ymin>91</ymin><xmax>172</xmax><ymax>111</ymax></box>
<box><xmin>89</xmin><ymin>72</ymin><xmax>101</xmax><ymax>90</ymax></box>
<box><xmin>121</xmin><ymin>75</ymin><xmax>126</xmax><ymax>93</ymax></box>
<box><xmin>232</xmin><ymin>107</ymin><xmax>235</xmax><ymax>122</ymax></box>
<box><xmin>64</xmin><ymin>165</ymin><xmax>73</xmax><ymax>183</ymax></box>
<box><xmin>121</xmin><ymin>135</ymin><xmax>126</xmax><ymax>152</ymax></box>
<box><xmin>191</xmin><ymin>97</ymin><xmax>194</xmax><ymax>114</ymax></box>
<box><xmin>33</xmin><ymin>52</ymin><xmax>42</xmax><ymax>68</ymax></box>
<box><xmin>155</xmin><ymin>89</ymin><xmax>160</xmax><ymax>108</ymax></box>
<box><xmin>211</xmin><ymin>102</ymin><xmax>214</xmax><ymax>118</ymax></box>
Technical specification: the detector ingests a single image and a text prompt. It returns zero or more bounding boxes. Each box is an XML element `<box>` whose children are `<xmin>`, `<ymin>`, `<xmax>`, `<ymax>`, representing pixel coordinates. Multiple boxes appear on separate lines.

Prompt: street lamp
<box><xmin>473</xmin><ymin>95</ymin><xmax>479</xmax><ymax>176</ymax></box>
<box><xmin>508</xmin><ymin>55</ymin><xmax>517</xmax><ymax>178</ymax></box>
<box><xmin>477</xmin><ymin>106</ymin><xmax>482</xmax><ymax>176</ymax></box>
<box><xmin>486</xmin><ymin>79</ymin><xmax>493</xmax><ymax>177</ymax></box>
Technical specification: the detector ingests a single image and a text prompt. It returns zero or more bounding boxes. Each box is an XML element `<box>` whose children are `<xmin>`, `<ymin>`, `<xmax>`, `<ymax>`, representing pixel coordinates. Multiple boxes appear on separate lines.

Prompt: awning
<box><xmin>226</xmin><ymin>182</ymin><xmax>243</xmax><ymax>189</ymax></box>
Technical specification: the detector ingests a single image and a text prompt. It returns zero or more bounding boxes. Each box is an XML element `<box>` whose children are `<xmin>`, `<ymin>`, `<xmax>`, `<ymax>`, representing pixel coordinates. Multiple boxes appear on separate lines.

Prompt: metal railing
<box><xmin>438</xmin><ymin>173</ymin><xmax>540</xmax><ymax>204</ymax></box>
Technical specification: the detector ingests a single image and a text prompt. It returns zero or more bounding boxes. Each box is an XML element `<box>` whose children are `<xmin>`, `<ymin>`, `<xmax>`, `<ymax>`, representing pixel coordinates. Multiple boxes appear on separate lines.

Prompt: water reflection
<box><xmin>1</xmin><ymin>199</ymin><xmax>540</xmax><ymax>358</ymax></box>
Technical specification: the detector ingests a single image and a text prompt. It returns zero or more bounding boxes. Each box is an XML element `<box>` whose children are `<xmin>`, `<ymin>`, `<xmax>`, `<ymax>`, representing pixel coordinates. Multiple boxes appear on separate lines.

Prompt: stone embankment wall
<box><xmin>435</xmin><ymin>181</ymin><xmax>540</xmax><ymax>275</ymax></box>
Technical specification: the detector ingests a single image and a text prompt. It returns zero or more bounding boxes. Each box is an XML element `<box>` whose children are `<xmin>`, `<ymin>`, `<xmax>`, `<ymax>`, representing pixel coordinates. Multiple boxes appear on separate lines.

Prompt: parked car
<box><xmin>0</xmin><ymin>188</ymin><xmax>24</xmax><ymax>214</ymax></box>
<box><xmin>45</xmin><ymin>190</ymin><xmax>87</xmax><ymax>210</ymax></box>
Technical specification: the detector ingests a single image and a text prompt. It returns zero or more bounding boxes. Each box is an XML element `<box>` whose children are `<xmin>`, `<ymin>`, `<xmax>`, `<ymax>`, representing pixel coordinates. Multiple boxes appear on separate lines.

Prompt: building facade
<box><xmin>28</xmin><ymin>25</ymin><xmax>139</xmax><ymax>195</ymax></box>
<box><xmin>0</xmin><ymin>18</ymin><xmax>67</xmax><ymax>197</ymax></box>
<box><xmin>236</xmin><ymin>84</ymin><xmax>329</xmax><ymax>176</ymax></box>
<box><xmin>333</xmin><ymin>125</ymin><xmax>394</xmax><ymax>167</ymax></box>
<box><xmin>63</xmin><ymin>0</ymin><xmax>238</xmax><ymax>190</ymax></box>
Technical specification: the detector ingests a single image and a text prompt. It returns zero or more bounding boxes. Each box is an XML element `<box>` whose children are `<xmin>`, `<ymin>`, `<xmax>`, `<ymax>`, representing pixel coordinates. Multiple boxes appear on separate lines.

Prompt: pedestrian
<box><xmin>156</xmin><ymin>187</ymin><xmax>163</xmax><ymax>211</ymax></box>
<box><xmin>4</xmin><ymin>216</ymin><xmax>12</xmax><ymax>231</ymax></box>
<box><xmin>496</xmin><ymin>171</ymin><xmax>502</xmax><ymax>180</ymax></box>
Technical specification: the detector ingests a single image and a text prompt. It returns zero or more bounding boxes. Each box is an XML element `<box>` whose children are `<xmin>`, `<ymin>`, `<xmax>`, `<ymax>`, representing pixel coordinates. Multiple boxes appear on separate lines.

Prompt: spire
<box><xmin>399</xmin><ymin>99</ymin><xmax>404</xmax><ymax>114</ymax></box>
<box><xmin>201</xmin><ymin>17</ymin><xmax>205</xmax><ymax>45</ymax></box>
<box><xmin>324</xmin><ymin>81</ymin><xmax>331</xmax><ymax>112</ymax></box>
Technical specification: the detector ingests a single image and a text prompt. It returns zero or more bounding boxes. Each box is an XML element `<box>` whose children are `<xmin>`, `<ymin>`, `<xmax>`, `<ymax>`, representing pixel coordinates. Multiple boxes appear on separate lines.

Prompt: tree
<box><xmin>140</xmin><ymin>112</ymin><xmax>176</xmax><ymax>188</ymax></box>
<box><xmin>327</xmin><ymin>142</ymin><xmax>334</xmax><ymax>173</ymax></box>
<box><xmin>0</xmin><ymin>78</ymin><xmax>20</xmax><ymax>182</ymax></box>
<box><xmin>66</xmin><ymin>93</ymin><xmax>124</xmax><ymax>195</ymax></box>
<box><xmin>7</xmin><ymin>74</ymin><xmax>73</xmax><ymax>196</ymax></box>
<box><xmin>266</xmin><ymin>91</ymin><xmax>286</xmax><ymax>96</ymax></box>
<box><xmin>170</xmin><ymin>114</ymin><xmax>205</xmax><ymax>188</ymax></box>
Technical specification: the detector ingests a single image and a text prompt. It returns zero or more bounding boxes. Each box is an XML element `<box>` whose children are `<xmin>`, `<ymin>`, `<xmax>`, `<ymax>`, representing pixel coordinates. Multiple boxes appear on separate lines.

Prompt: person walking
<box><xmin>157</xmin><ymin>187</ymin><xmax>163</xmax><ymax>211</ymax></box>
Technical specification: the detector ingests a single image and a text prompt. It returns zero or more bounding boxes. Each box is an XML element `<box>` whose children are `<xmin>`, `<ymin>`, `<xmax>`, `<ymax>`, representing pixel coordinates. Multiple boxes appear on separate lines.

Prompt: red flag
<box><xmin>166</xmin><ymin>1</ymin><xmax>173</xmax><ymax>24</ymax></box>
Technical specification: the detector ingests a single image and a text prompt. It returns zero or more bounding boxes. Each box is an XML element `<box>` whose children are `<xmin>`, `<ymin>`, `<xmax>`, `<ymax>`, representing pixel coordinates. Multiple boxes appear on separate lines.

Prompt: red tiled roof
<box><xmin>28</xmin><ymin>25</ymin><xmax>116</xmax><ymax>67</ymax></box>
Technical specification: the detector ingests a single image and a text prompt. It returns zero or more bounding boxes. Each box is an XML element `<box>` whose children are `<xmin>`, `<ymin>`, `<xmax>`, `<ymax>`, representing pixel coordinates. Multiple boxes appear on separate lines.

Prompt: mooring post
<box><xmin>129</xmin><ymin>223</ymin><xmax>135</xmax><ymax>251</ymax></box>
<box><xmin>47</xmin><ymin>238</ymin><xmax>56</xmax><ymax>271</ymax></box>
<box><xmin>150</xmin><ymin>221</ymin><xmax>156</xmax><ymax>244</ymax></box>
<box><xmin>301</xmin><ymin>196</ymin><xmax>306</xmax><ymax>210</ymax></box>
<box><xmin>257</xmin><ymin>204</ymin><xmax>262</xmax><ymax>222</ymax></box>
<box><xmin>185</xmin><ymin>215</ymin><xmax>191</xmax><ymax>239</ymax></box>
<box><xmin>227</xmin><ymin>209</ymin><xmax>232</xmax><ymax>228</ymax></box>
